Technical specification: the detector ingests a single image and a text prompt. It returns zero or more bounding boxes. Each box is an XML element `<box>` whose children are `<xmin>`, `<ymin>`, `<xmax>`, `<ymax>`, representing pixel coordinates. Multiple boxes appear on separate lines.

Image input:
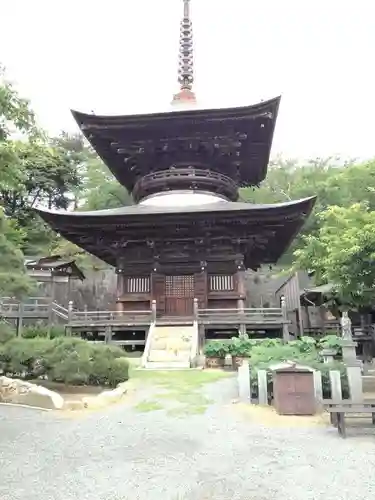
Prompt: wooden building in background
<box><xmin>35</xmin><ymin>1</ymin><xmax>316</xmax><ymax>323</ymax></box>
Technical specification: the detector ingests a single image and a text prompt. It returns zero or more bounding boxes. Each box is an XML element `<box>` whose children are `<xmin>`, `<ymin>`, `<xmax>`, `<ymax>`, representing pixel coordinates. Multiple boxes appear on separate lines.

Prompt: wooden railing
<box><xmin>1</xmin><ymin>297</ymin><xmax>285</xmax><ymax>328</ymax></box>
<box><xmin>69</xmin><ymin>309</ymin><xmax>154</xmax><ymax>325</ymax></box>
<box><xmin>197</xmin><ymin>307</ymin><xmax>285</xmax><ymax>324</ymax></box>
<box><xmin>0</xmin><ymin>297</ymin><xmax>51</xmax><ymax>317</ymax></box>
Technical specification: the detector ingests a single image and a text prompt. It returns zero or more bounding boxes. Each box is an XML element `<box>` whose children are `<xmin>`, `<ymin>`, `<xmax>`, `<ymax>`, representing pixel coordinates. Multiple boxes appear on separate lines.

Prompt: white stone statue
<box><xmin>341</xmin><ymin>311</ymin><xmax>352</xmax><ymax>340</ymax></box>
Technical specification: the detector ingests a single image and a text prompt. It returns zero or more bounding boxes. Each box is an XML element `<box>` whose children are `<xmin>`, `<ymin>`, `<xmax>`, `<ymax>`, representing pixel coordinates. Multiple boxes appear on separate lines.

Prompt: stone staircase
<box><xmin>142</xmin><ymin>324</ymin><xmax>198</xmax><ymax>369</ymax></box>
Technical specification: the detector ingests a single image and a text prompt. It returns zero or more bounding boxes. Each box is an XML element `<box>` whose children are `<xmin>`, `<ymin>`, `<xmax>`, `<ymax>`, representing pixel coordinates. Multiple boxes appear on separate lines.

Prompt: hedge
<box><xmin>0</xmin><ymin>325</ymin><xmax>129</xmax><ymax>387</ymax></box>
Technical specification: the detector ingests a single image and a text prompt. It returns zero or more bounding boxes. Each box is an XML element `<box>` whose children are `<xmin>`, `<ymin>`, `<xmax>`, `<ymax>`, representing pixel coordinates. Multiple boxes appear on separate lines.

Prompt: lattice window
<box><xmin>209</xmin><ymin>274</ymin><xmax>234</xmax><ymax>292</ymax></box>
<box><xmin>126</xmin><ymin>276</ymin><xmax>150</xmax><ymax>293</ymax></box>
<box><xmin>165</xmin><ymin>275</ymin><xmax>194</xmax><ymax>297</ymax></box>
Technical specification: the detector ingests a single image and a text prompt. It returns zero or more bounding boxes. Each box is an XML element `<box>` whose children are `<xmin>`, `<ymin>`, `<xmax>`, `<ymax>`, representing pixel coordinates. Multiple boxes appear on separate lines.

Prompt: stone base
<box><xmin>0</xmin><ymin>376</ymin><xmax>64</xmax><ymax>410</ymax></box>
<box><xmin>0</xmin><ymin>376</ymin><xmax>129</xmax><ymax>411</ymax></box>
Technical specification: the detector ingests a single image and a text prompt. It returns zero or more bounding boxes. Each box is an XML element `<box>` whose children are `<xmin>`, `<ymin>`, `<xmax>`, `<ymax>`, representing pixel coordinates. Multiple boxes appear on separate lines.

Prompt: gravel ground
<box><xmin>1</xmin><ymin>377</ymin><xmax>375</xmax><ymax>500</ymax></box>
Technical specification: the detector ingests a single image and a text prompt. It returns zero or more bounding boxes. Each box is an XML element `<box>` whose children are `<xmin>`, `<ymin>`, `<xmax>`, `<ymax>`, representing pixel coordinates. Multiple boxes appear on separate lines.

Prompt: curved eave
<box><xmin>71</xmin><ymin>97</ymin><xmax>281</xmax><ymax>129</ymax></box>
<box><xmin>36</xmin><ymin>196</ymin><xmax>315</xmax><ymax>222</ymax></box>
<box><xmin>71</xmin><ymin>97</ymin><xmax>281</xmax><ymax>192</ymax></box>
<box><xmin>35</xmin><ymin>196</ymin><xmax>315</xmax><ymax>267</ymax></box>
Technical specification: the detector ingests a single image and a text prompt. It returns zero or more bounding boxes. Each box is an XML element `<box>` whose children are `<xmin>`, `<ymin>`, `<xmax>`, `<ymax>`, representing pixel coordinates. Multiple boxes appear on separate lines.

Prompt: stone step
<box><xmin>150</xmin><ymin>340</ymin><xmax>191</xmax><ymax>351</ymax></box>
<box><xmin>148</xmin><ymin>350</ymin><xmax>190</xmax><ymax>362</ymax></box>
<box><xmin>144</xmin><ymin>361</ymin><xmax>191</xmax><ymax>370</ymax></box>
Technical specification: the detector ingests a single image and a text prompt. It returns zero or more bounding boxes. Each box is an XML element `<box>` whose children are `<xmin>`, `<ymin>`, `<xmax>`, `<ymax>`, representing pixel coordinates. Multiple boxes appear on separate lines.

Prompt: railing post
<box><xmin>281</xmin><ymin>296</ymin><xmax>290</xmax><ymax>342</ymax></box>
<box><xmin>68</xmin><ymin>301</ymin><xmax>73</xmax><ymax>321</ymax></box>
<box><xmin>65</xmin><ymin>301</ymin><xmax>73</xmax><ymax>337</ymax></box>
<box><xmin>193</xmin><ymin>298</ymin><xmax>198</xmax><ymax>321</ymax></box>
<box><xmin>84</xmin><ymin>304</ymin><xmax>88</xmax><ymax>322</ymax></box>
<box><xmin>151</xmin><ymin>299</ymin><xmax>157</xmax><ymax>323</ymax></box>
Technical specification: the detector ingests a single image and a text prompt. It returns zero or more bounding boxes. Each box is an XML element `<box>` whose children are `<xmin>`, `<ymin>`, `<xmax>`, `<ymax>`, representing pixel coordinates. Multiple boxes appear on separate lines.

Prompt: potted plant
<box><xmin>203</xmin><ymin>341</ymin><xmax>228</xmax><ymax>368</ymax></box>
<box><xmin>228</xmin><ymin>336</ymin><xmax>252</xmax><ymax>369</ymax></box>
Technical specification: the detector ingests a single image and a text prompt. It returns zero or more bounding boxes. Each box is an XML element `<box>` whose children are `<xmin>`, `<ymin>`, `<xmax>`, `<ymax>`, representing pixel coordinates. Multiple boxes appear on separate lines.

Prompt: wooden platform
<box><xmin>1</xmin><ymin>298</ymin><xmax>287</xmax><ymax>335</ymax></box>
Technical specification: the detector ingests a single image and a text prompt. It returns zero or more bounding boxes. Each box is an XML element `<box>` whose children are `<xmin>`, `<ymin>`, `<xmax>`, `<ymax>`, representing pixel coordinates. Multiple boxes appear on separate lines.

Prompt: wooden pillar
<box><xmin>237</xmin><ymin>264</ymin><xmax>246</xmax><ymax>335</ymax></box>
<box><xmin>237</xmin><ymin>268</ymin><xmax>246</xmax><ymax>311</ymax></box>
<box><xmin>281</xmin><ymin>296</ymin><xmax>290</xmax><ymax>342</ymax></box>
<box><xmin>17</xmin><ymin>301</ymin><xmax>24</xmax><ymax>337</ymax></box>
<box><xmin>105</xmin><ymin>326</ymin><xmax>112</xmax><ymax>344</ymax></box>
<box><xmin>116</xmin><ymin>271</ymin><xmax>125</xmax><ymax>313</ymax></box>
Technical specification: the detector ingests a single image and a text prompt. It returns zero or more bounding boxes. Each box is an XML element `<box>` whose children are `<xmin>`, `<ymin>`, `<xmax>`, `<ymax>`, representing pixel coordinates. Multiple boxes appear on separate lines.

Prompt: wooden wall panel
<box><xmin>207</xmin><ymin>298</ymin><xmax>238</xmax><ymax>309</ymax></box>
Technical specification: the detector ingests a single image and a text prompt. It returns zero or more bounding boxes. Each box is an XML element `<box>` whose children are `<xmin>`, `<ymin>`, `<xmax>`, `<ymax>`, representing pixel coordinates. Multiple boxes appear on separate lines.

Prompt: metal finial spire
<box><xmin>178</xmin><ymin>0</ymin><xmax>194</xmax><ymax>91</ymax></box>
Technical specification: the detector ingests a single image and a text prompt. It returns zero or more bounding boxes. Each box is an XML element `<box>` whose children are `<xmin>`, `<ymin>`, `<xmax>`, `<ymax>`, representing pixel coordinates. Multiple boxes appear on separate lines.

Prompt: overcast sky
<box><xmin>1</xmin><ymin>0</ymin><xmax>374</xmax><ymax>159</ymax></box>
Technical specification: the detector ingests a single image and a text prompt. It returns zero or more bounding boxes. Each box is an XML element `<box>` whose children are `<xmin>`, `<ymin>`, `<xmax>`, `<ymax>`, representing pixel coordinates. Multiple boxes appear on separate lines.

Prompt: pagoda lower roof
<box><xmin>36</xmin><ymin>197</ymin><xmax>316</xmax><ymax>268</ymax></box>
<box><xmin>71</xmin><ymin>97</ymin><xmax>280</xmax><ymax>193</ymax></box>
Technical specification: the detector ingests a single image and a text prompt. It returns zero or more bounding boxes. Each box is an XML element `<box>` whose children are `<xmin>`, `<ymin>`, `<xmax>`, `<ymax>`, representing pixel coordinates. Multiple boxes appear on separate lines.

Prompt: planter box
<box><xmin>205</xmin><ymin>357</ymin><xmax>225</xmax><ymax>368</ymax></box>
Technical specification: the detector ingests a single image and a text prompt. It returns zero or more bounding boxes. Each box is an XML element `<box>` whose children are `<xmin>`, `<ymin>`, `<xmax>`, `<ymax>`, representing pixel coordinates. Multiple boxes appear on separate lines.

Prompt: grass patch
<box><xmin>130</xmin><ymin>368</ymin><xmax>229</xmax><ymax>389</ymax></box>
<box><xmin>130</xmin><ymin>369</ymin><xmax>232</xmax><ymax>414</ymax></box>
<box><xmin>134</xmin><ymin>400</ymin><xmax>164</xmax><ymax>412</ymax></box>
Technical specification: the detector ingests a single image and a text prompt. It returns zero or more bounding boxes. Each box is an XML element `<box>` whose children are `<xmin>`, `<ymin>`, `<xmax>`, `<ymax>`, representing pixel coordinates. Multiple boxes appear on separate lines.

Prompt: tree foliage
<box><xmin>0</xmin><ymin>208</ymin><xmax>34</xmax><ymax>297</ymax></box>
<box><xmin>294</xmin><ymin>203</ymin><xmax>375</xmax><ymax>308</ymax></box>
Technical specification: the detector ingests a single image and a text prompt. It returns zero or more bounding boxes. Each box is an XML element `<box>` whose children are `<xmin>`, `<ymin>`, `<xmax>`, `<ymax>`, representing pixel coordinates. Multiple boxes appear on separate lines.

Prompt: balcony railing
<box><xmin>197</xmin><ymin>307</ymin><xmax>285</xmax><ymax>324</ymax></box>
<box><xmin>69</xmin><ymin>309</ymin><xmax>153</xmax><ymax>325</ymax></box>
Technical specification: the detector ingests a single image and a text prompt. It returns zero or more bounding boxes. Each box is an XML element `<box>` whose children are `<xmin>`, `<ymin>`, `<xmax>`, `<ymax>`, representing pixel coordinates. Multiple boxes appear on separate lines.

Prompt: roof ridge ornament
<box><xmin>172</xmin><ymin>0</ymin><xmax>197</xmax><ymax>106</ymax></box>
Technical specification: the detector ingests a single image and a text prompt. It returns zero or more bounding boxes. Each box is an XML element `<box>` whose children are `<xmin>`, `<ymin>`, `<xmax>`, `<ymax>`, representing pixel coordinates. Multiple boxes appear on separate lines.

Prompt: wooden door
<box><xmin>165</xmin><ymin>275</ymin><xmax>195</xmax><ymax>316</ymax></box>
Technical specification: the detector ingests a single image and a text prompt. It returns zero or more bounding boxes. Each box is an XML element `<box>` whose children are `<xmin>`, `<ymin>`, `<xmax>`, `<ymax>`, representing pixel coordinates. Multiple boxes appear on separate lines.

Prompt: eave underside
<box><xmin>36</xmin><ymin>197</ymin><xmax>316</xmax><ymax>269</ymax></box>
<box><xmin>71</xmin><ymin>97</ymin><xmax>280</xmax><ymax>192</ymax></box>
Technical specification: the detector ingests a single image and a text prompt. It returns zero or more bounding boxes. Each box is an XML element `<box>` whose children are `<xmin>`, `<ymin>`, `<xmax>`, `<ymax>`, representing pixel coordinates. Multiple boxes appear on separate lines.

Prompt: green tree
<box><xmin>294</xmin><ymin>203</ymin><xmax>375</xmax><ymax>308</ymax></box>
<box><xmin>0</xmin><ymin>208</ymin><xmax>33</xmax><ymax>297</ymax></box>
<box><xmin>81</xmin><ymin>156</ymin><xmax>133</xmax><ymax>211</ymax></box>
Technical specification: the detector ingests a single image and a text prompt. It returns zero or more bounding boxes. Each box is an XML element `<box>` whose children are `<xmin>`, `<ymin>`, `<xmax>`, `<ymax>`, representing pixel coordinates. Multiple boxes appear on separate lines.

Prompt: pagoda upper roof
<box><xmin>71</xmin><ymin>97</ymin><xmax>280</xmax><ymax>194</ymax></box>
<box><xmin>36</xmin><ymin>196</ymin><xmax>315</xmax><ymax>269</ymax></box>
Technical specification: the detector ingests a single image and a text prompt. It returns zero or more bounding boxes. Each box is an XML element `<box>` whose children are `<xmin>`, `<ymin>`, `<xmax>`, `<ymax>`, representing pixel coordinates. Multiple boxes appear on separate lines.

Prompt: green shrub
<box><xmin>227</xmin><ymin>335</ymin><xmax>253</xmax><ymax>357</ymax></box>
<box><xmin>319</xmin><ymin>335</ymin><xmax>342</xmax><ymax>356</ymax></box>
<box><xmin>21</xmin><ymin>324</ymin><xmax>66</xmax><ymax>339</ymax></box>
<box><xmin>88</xmin><ymin>344</ymin><xmax>129</xmax><ymax>386</ymax></box>
<box><xmin>0</xmin><ymin>335</ymin><xmax>129</xmax><ymax>386</ymax></box>
<box><xmin>203</xmin><ymin>341</ymin><xmax>229</xmax><ymax>358</ymax></box>
<box><xmin>21</xmin><ymin>324</ymin><xmax>48</xmax><ymax>339</ymax></box>
<box><xmin>0</xmin><ymin>321</ymin><xmax>16</xmax><ymax>344</ymax></box>
<box><xmin>0</xmin><ymin>337</ymin><xmax>50</xmax><ymax>377</ymax></box>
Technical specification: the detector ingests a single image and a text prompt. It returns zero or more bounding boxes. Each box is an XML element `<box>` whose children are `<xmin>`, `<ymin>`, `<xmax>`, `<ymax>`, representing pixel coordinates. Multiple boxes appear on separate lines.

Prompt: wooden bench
<box><xmin>325</xmin><ymin>401</ymin><xmax>375</xmax><ymax>438</ymax></box>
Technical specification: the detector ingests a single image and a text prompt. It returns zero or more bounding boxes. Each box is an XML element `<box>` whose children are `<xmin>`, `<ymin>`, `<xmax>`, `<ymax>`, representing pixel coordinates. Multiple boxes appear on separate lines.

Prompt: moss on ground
<box><xmin>130</xmin><ymin>369</ymin><xmax>230</xmax><ymax>416</ymax></box>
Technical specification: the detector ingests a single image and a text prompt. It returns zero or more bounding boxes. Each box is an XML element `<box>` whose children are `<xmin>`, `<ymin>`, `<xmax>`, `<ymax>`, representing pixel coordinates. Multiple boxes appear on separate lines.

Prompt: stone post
<box><xmin>151</xmin><ymin>299</ymin><xmax>157</xmax><ymax>323</ymax></box>
<box><xmin>66</xmin><ymin>301</ymin><xmax>73</xmax><ymax>336</ymax></box>
<box><xmin>238</xmin><ymin>359</ymin><xmax>251</xmax><ymax>403</ymax></box>
<box><xmin>193</xmin><ymin>297</ymin><xmax>199</xmax><ymax>322</ymax></box>
<box><xmin>340</xmin><ymin>311</ymin><xmax>363</xmax><ymax>400</ymax></box>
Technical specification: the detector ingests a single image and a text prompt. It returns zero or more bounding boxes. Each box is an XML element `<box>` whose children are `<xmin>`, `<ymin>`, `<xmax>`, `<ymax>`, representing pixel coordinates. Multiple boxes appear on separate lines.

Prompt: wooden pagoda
<box><xmin>36</xmin><ymin>0</ymin><xmax>316</xmax><ymax>322</ymax></box>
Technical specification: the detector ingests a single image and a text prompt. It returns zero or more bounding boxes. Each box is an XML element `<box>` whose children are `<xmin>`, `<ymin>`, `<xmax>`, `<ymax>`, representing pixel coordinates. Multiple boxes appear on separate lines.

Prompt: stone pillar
<box><xmin>151</xmin><ymin>299</ymin><xmax>157</xmax><ymax>323</ymax></box>
<box><xmin>238</xmin><ymin>360</ymin><xmax>251</xmax><ymax>403</ymax></box>
<box><xmin>193</xmin><ymin>298</ymin><xmax>198</xmax><ymax>321</ymax></box>
<box><xmin>342</xmin><ymin>339</ymin><xmax>359</xmax><ymax>365</ymax></box>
